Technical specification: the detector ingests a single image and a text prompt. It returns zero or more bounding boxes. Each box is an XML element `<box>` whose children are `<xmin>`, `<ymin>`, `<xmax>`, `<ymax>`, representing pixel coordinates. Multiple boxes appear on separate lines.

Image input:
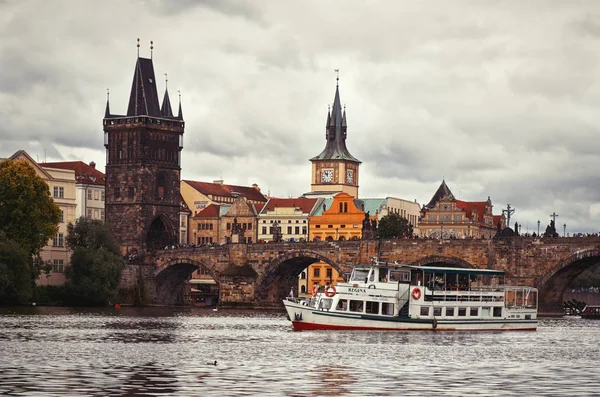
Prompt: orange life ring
<box><xmin>312</xmin><ymin>285</ymin><xmax>319</xmax><ymax>297</ymax></box>
<box><xmin>325</xmin><ymin>285</ymin><xmax>336</xmax><ymax>297</ymax></box>
<box><xmin>412</xmin><ymin>288</ymin><xmax>421</xmax><ymax>300</ymax></box>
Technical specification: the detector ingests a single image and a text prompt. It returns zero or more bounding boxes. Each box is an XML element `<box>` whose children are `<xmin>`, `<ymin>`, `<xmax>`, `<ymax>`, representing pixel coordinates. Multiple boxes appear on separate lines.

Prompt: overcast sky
<box><xmin>1</xmin><ymin>0</ymin><xmax>600</xmax><ymax>233</ymax></box>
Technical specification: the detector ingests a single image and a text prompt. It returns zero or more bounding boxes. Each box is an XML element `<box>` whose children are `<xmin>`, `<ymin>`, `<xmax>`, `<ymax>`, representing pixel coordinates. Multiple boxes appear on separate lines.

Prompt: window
<box><xmin>458</xmin><ymin>308</ymin><xmax>467</xmax><ymax>317</ymax></box>
<box><xmin>94</xmin><ymin>190</ymin><xmax>99</xmax><ymax>200</ymax></box>
<box><xmin>128</xmin><ymin>187</ymin><xmax>134</xmax><ymax>199</ymax></box>
<box><xmin>52</xmin><ymin>259</ymin><xmax>64</xmax><ymax>273</ymax></box>
<box><xmin>295</xmin><ymin>226</ymin><xmax>300</xmax><ymax>234</ymax></box>
<box><xmin>114</xmin><ymin>188</ymin><xmax>120</xmax><ymax>199</ymax></box>
<box><xmin>433</xmin><ymin>307</ymin><xmax>442</xmax><ymax>316</ymax></box>
<box><xmin>87</xmin><ymin>190</ymin><xmax>92</xmax><ymax>200</ymax></box>
<box><xmin>87</xmin><ymin>208</ymin><xmax>93</xmax><ymax>218</ymax></box>
<box><xmin>101</xmin><ymin>191</ymin><xmax>105</xmax><ymax>201</ymax></box>
<box><xmin>53</xmin><ymin>233</ymin><xmax>64</xmax><ymax>247</ymax></box>
<box><xmin>59</xmin><ymin>211</ymin><xmax>64</xmax><ymax>223</ymax></box>
<box><xmin>365</xmin><ymin>301</ymin><xmax>378</xmax><ymax>314</ymax></box>
<box><xmin>53</xmin><ymin>186</ymin><xmax>64</xmax><ymax>198</ymax></box>
<box><xmin>446</xmin><ymin>307</ymin><xmax>455</xmax><ymax>316</ymax></box>
<box><xmin>302</xmin><ymin>227</ymin><xmax>307</xmax><ymax>234</ymax></box>
<box><xmin>100</xmin><ymin>209</ymin><xmax>105</xmax><ymax>220</ymax></box>
<box><xmin>227</xmin><ymin>223</ymin><xmax>231</xmax><ymax>230</ymax></box>
<box><xmin>349</xmin><ymin>300</ymin><xmax>363</xmax><ymax>312</ymax></box>
<box><xmin>315</xmin><ymin>225</ymin><xmax>321</xmax><ymax>229</ymax></box>
<box><xmin>326</xmin><ymin>268</ymin><xmax>332</xmax><ymax>279</ymax></box>
<box><xmin>493</xmin><ymin>307</ymin><xmax>502</xmax><ymax>317</ymax></box>
<box><xmin>420</xmin><ymin>307</ymin><xmax>430</xmax><ymax>316</ymax></box>
<box><xmin>300</xmin><ymin>271</ymin><xmax>306</xmax><ymax>280</ymax></box>
<box><xmin>470</xmin><ymin>308</ymin><xmax>479</xmax><ymax>316</ymax></box>
<box><xmin>287</xmin><ymin>226</ymin><xmax>292</xmax><ymax>234</ymax></box>
<box><xmin>94</xmin><ymin>209</ymin><xmax>99</xmax><ymax>219</ymax></box>
<box><xmin>336</xmin><ymin>299</ymin><xmax>348</xmax><ymax>311</ymax></box>
<box><xmin>181</xmin><ymin>216</ymin><xmax>186</xmax><ymax>227</ymax></box>
<box><xmin>262</xmin><ymin>227</ymin><xmax>267</xmax><ymax>234</ymax></box>
<box><xmin>210</xmin><ymin>224</ymin><xmax>213</xmax><ymax>230</ymax></box>
<box><xmin>382</xmin><ymin>302</ymin><xmax>394</xmax><ymax>315</ymax></box>
<box><xmin>247</xmin><ymin>223</ymin><xmax>252</xmax><ymax>230</ymax></box>
<box><xmin>314</xmin><ymin>268</ymin><xmax>320</xmax><ymax>277</ymax></box>
<box><xmin>328</xmin><ymin>225</ymin><xmax>333</xmax><ymax>228</ymax></box>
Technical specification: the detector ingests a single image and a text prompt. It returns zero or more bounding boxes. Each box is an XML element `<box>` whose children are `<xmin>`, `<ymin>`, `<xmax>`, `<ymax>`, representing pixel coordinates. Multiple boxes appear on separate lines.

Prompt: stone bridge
<box><xmin>120</xmin><ymin>237</ymin><xmax>600</xmax><ymax>315</ymax></box>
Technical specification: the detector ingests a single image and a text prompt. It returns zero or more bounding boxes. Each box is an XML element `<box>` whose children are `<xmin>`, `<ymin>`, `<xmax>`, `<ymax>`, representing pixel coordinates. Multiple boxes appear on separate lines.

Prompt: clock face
<box><xmin>346</xmin><ymin>170</ymin><xmax>354</xmax><ymax>184</ymax></box>
<box><xmin>321</xmin><ymin>170</ymin><xmax>334</xmax><ymax>183</ymax></box>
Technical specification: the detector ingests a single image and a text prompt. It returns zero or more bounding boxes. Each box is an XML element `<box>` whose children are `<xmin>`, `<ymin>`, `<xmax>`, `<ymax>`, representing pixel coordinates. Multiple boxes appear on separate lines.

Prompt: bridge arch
<box><xmin>154</xmin><ymin>257</ymin><xmax>220</xmax><ymax>305</ymax></box>
<box><xmin>537</xmin><ymin>248</ymin><xmax>600</xmax><ymax>313</ymax></box>
<box><xmin>146</xmin><ymin>213</ymin><xmax>176</xmax><ymax>250</ymax></box>
<box><xmin>409</xmin><ymin>255</ymin><xmax>475</xmax><ymax>269</ymax></box>
<box><xmin>254</xmin><ymin>250</ymin><xmax>344</xmax><ymax>305</ymax></box>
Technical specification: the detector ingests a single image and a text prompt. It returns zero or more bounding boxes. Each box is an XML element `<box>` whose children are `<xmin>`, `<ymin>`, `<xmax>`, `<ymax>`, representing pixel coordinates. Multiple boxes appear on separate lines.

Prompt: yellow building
<box><xmin>309</xmin><ymin>193</ymin><xmax>365</xmax><ymax>242</ymax></box>
<box><xmin>8</xmin><ymin>151</ymin><xmax>77</xmax><ymax>286</ymax></box>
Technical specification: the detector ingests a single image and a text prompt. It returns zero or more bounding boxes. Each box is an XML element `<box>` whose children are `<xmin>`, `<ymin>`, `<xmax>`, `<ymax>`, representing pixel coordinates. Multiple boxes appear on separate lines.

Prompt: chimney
<box><xmin>213</xmin><ymin>180</ymin><xmax>224</xmax><ymax>185</ymax></box>
<box><xmin>252</xmin><ymin>183</ymin><xmax>260</xmax><ymax>192</ymax></box>
<box><xmin>89</xmin><ymin>161</ymin><xmax>96</xmax><ymax>169</ymax></box>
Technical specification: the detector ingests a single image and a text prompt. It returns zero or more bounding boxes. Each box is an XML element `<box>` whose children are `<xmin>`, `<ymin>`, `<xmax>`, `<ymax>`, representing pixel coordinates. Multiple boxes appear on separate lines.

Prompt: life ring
<box><xmin>325</xmin><ymin>285</ymin><xmax>336</xmax><ymax>297</ymax></box>
<box><xmin>312</xmin><ymin>285</ymin><xmax>319</xmax><ymax>297</ymax></box>
<box><xmin>411</xmin><ymin>288</ymin><xmax>421</xmax><ymax>300</ymax></box>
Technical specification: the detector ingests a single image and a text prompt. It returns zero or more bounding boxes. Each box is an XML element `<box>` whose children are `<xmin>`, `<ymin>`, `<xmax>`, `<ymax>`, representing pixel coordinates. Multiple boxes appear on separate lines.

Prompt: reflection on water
<box><xmin>1</xmin><ymin>307</ymin><xmax>600</xmax><ymax>396</ymax></box>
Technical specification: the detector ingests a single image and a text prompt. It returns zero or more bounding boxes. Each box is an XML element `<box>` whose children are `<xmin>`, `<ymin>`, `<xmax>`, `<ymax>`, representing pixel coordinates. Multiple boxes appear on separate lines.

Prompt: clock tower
<box><xmin>310</xmin><ymin>78</ymin><xmax>361</xmax><ymax>198</ymax></box>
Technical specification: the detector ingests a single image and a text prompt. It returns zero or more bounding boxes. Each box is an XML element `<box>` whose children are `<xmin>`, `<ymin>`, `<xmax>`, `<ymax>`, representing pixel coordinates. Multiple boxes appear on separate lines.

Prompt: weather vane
<box><xmin>334</xmin><ymin>68</ymin><xmax>339</xmax><ymax>83</ymax></box>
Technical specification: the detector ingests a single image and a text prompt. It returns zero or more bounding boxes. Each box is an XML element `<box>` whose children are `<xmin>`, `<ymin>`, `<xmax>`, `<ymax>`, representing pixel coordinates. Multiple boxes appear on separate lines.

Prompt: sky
<box><xmin>1</xmin><ymin>0</ymin><xmax>600</xmax><ymax>234</ymax></box>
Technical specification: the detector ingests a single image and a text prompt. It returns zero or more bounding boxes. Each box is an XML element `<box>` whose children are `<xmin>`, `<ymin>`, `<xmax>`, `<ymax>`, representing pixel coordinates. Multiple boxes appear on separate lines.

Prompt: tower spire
<box><xmin>160</xmin><ymin>73</ymin><xmax>173</xmax><ymax>117</ymax></box>
<box><xmin>177</xmin><ymin>90</ymin><xmax>184</xmax><ymax>120</ymax></box>
<box><xmin>105</xmin><ymin>88</ymin><xmax>110</xmax><ymax>118</ymax></box>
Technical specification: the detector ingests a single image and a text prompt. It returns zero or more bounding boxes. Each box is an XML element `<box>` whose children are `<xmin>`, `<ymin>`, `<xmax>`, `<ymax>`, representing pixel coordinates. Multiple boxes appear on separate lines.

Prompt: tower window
<box><xmin>128</xmin><ymin>187</ymin><xmax>134</xmax><ymax>199</ymax></box>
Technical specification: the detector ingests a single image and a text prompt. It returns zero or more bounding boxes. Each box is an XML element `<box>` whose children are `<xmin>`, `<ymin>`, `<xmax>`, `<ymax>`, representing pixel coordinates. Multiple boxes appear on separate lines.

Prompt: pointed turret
<box><xmin>127</xmin><ymin>57</ymin><xmax>161</xmax><ymax>117</ymax></box>
<box><xmin>326</xmin><ymin>105</ymin><xmax>331</xmax><ymax>128</ymax></box>
<box><xmin>425</xmin><ymin>180</ymin><xmax>455</xmax><ymax>209</ymax></box>
<box><xmin>310</xmin><ymin>78</ymin><xmax>360</xmax><ymax>163</ymax></box>
<box><xmin>177</xmin><ymin>92</ymin><xmax>184</xmax><ymax>121</ymax></box>
<box><xmin>161</xmin><ymin>88</ymin><xmax>173</xmax><ymax>117</ymax></box>
<box><xmin>105</xmin><ymin>92</ymin><xmax>111</xmax><ymax>118</ymax></box>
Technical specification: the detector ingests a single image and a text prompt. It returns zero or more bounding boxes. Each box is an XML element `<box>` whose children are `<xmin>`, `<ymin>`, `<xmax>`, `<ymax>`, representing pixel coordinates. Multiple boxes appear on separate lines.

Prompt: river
<box><xmin>0</xmin><ymin>306</ymin><xmax>598</xmax><ymax>396</ymax></box>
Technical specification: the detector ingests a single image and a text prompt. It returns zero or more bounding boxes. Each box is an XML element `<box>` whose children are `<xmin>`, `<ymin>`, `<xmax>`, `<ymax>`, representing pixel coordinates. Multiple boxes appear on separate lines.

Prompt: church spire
<box><xmin>160</xmin><ymin>73</ymin><xmax>173</xmax><ymax>117</ymax></box>
<box><xmin>127</xmin><ymin>39</ymin><xmax>160</xmax><ymax>117</ymax></box>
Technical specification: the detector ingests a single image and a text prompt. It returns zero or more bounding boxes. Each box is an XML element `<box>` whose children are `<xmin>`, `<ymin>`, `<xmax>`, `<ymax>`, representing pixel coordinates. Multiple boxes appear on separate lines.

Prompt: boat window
<box><xmin>493</xmin><ymin>307</ymin><xmax>502</xmax><ymax>317</ymax></box>
<box><xmin>349</xmin><ymin>269</ymin><xmax>369</xmax><ymax>282</ymax></box>
<box><xmin>322</xmin><ymin>298</ymin><xmax>333</xmax><ymax>310</ymax></box>
<box><xmin>389</xmin><ymin>270</ymin><xmax>410</xmax><ymax>283</ymax></box>
<box><xmin>336</xmin><ymin>299</ymin><xmax>348</xmax><ymax>311</ymax></box>
<box><xmin>524</xmin><ymin>289</ymin><xmax>537</xmax><ymax>308</ymax></box>
<box><xmin>420</xmin><ymin>306</ymin><xmax>429</xmax><ymax>316</ymax></box>
<box><xmin>365</xmin><ymin>301</ymin><xmax>379</xmax><ymax>314</ymax></box>
<box><xmin>349</xmin><ymin>300</ymin><xmax>364</xmax><ymax>312</ymax></box>
<box><xmin>458</xmin><ymin>308</ymin><xmax>467</xmax><ymax>317</ymax></box>
<box><xmin>433</xmin><ymin>307</ymin><xmax>442</xmax><ymax>316</ymax></box>
<box><xmin>382</xmin><ymin>302</ymin><xmax>394</xmax><ymax>316</ymax></box>
<box><xmin>368</xmin><ymin>270</ymin><xmax>375</xmax><ymax>282</ymax></box>
<box><xmin>446</xmin><ymin>307</ymin><xmax>455</xmax><ymax>316</ymax></box>
<box><xmin>378</xmin><ymin>268</ymin><xmax>388</xmax><ymax>282</ymax></box>
<box><xmin>482</xmin><ymin>307</ymin><xmax>490</xmax><ymax>317</ymax></box>
<box><xmin>470</xmin><ymin>307</ymin><xmax>478</xmax><ymax>316</ymax></box>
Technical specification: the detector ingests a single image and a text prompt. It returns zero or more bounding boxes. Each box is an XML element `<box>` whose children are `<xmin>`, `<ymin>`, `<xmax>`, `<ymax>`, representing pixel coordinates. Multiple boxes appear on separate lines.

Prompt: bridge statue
<box><xmin>230</xmin><ymin>217</ymin><xmax>246</xmax><ymax>244</ymax></box>
<box><xmin>362</xmin><ymin>211</ymin><xmax>377</xmax><ymax>240</ymax></box>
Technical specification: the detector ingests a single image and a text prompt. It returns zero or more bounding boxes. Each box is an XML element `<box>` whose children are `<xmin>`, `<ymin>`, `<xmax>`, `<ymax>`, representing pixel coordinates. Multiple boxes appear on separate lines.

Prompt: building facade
<box><xmin>418</xmin><ymin>180</ymin><xmax>503</xmax><ymax>239</ymax></box>
<box><xmin>103</xmin><ymin>51</ymin><xmax>184</xmax><ymax>254</ymax></box>
<box><xmin>310</xmin><ymin>79</ymin><xmax>361</xmax><ymax>198</ymax></box>
<box><xmin>309</xmin><ymin>193</ymin><xmax>367</xmax><ymax>241</ymax></box>
<box><xmin>8</xmin><ymin>151</ymin><xmax>77</xmax><ymax>286</ymax></box>
<box><xmin>39</xmin><ymin>161</ymin><xmax>106</xmax><ymax>222</ymax></box>
<box><xmin>257</xmin><ymin>198</ymin><xmax>318</xmax><ymax>242</ymax></box>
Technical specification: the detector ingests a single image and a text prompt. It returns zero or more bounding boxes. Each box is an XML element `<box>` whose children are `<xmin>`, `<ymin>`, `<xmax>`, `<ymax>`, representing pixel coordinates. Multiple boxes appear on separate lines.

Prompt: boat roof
<box><xmin>348</xmin><ymin>263</ymin><xmax>505</xmax><ymax>276</ymax></box>
<box><xmin>403</xmin><ymin>265</ymin><xmax>505</xmax><ymax>276</ymax></box>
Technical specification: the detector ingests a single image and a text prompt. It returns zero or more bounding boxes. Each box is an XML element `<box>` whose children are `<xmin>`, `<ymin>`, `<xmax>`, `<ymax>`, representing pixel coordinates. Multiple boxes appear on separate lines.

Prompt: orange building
<box><xmin>309</xmin><ymin>193</ymin><xmax>366</xmax><ymax>241</ymax></box>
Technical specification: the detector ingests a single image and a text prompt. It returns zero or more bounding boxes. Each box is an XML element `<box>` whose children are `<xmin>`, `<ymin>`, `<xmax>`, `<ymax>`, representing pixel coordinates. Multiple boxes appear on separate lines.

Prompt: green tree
<box><xmin>0</xmin><ymin>232</ymin><xmax>33</xmax><ymax>304</ymax></box>
<box><xmin>377</xmin><ymin>213</ymin><xmax>413</xmax><ymax>239</ymax></box>
<box><xmin>0</xmin><ymin>159</ymin><xmax>62</xmax><ymax>256</ymax></box>
<box><xmin>65</xmin><ymin>218</ymin><xmax>124</xmax><ymax>306</ymax></box>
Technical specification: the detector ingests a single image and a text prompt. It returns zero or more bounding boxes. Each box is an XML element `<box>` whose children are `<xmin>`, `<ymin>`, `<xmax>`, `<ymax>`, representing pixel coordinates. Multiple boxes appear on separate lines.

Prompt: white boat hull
<box><xmin>284</xmin><ymin>299</ymin><xmax>537</xmax><ymax>331</ymax></box>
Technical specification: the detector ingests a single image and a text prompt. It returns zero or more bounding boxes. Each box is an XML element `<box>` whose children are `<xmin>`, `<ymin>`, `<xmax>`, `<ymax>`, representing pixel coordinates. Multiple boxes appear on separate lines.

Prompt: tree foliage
<box><xmin>65</xmin><ymin>218</ymin><xmax>124</xmax><ymax>305</ymax></box>
<box><xmin>0</xmin><ymin>159</ymin><xmax>62</xmax><ymax>256</ymax></box>
<box><xmin>0</xmin><ymin>232</ymin><xmax>33</xmax><ymax>304</ymax></box>
<box><xmin>377</xmin><ymin>213</ymin><xmax>413</xmax><ymax>239</ymax></box>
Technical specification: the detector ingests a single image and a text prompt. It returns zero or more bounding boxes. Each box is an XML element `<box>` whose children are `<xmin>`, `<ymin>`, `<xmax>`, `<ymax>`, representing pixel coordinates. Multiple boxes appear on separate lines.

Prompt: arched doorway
<box><xmin>147</xmin><ymin>216</ymin><xmax>173</xmax><ymax>250</ymax></box>
<box><xmin>155</xmin><ymin>260</ymin><xmax>220</xmax><ymax>306</ymax></box>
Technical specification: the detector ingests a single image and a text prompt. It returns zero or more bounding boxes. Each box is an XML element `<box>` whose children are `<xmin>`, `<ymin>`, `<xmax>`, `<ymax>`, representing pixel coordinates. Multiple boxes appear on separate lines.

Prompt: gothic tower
<box><xmin>310</xmin><ymin>78</ymin><xmax>361</xmax><ymax>198</ymax></box>
<box><xmin>103</xmin><ymin>46</ymin><xmax>184</xmax><ymax>253</ymax></box>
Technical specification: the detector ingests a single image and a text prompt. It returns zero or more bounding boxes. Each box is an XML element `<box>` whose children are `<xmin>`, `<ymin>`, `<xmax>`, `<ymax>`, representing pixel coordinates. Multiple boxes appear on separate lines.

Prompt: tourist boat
<box><xmin>283</xmin><ymin>259</ymin><xmax>538</xmax><ymax>331</ymax></box>
<box><xmin>581</xmin><ymin>305</ymin><xmax>600</xmax><ymax>319</ymax></box>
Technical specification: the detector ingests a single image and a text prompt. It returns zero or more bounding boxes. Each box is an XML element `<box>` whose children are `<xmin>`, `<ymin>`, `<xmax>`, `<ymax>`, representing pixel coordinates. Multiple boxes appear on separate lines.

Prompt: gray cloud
<box><xmin>2</xmin><ymin>0</ymin><xmax>600</xmax><ymax>233</ymax></box>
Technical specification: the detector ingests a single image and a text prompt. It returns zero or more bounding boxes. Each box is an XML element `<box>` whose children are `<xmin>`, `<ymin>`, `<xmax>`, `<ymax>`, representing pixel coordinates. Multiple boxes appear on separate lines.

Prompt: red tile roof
<box><xmin>456</xmin><ymin>200</ymin><xmax>488</xmax><ymax>223</ymax></box>
<box><xmin>262</xmin><ymin>198</ymin><xmax>318</xmax><ymax>214</ymax></box>
<box><xmin>195</xmin><ymin>204</ymin><xmax>221</xmax><ymax>218</ymax></box>
<box><xmin>183</xmin><ymin>180</ymin><xmax>266</xmax><ymax>203</ymax></box>
<box><xmin>40</xmin><ymin>161</ymin><xmax>105</xmax><ymax>185</ymax></box>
